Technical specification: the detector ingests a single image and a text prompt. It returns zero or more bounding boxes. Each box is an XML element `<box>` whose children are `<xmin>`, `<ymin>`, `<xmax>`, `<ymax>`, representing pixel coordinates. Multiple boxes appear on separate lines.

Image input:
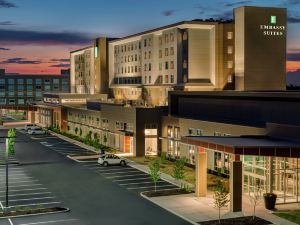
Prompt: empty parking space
<box><xmin>0</xmin><ymin>165</ymin><xmax>62</xmax><ymax>210</ymax></box>
<box><xmin>80</xmin><ymin>160</ymin><xmax>179</xmax><ymax>194</ymax></box>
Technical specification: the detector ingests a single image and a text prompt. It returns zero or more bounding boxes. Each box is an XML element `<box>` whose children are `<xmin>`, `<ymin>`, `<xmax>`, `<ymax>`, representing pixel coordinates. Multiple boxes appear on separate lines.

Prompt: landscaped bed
<box><xmin>273</xmin><ymin>211</ymin><xmax>300</xmax><ymax>224</ymax></box>
<box><xmin>198</xmin><ymin>216</ymin><xmax>272</xmax><ymax>225</ymax></box>
<box><xmin>143</xmin><ymin>188</ymin><xmax>194</xmax><ymax>197</ymax></box>
<box><xmin>129</xmin><ymin>156</ymin><xmax>229</xmax><ymax>191</ymax></box>
<box><xmin>0</xmin><ymin>207</ymin><xmax>68</xmax><ymax>218</ymax></box>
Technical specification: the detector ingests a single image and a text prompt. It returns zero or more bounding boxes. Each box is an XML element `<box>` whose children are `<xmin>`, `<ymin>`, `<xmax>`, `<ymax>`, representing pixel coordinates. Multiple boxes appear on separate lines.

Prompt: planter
<box><xmin>263</xmin><ymin>193</ymin><xmax>277</xmax><ymax>210</ymax></box>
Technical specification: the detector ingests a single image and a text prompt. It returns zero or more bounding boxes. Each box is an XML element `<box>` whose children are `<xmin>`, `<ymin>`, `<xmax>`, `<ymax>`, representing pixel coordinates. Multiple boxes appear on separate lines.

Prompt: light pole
<box><xmin>5</xmin><ymin>138</ymin><xmax>8</xmax><ymax>208</ymax></box>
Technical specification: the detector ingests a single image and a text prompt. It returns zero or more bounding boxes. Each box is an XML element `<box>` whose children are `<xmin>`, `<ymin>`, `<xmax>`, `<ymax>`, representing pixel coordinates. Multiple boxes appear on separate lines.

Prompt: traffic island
<box><xmin>0</xmin><ymin>207</ymin><xmax>69</xmax><ymax>219</ymax></box>
<box><xmin>198</xmin><ymin>216</ymin><xmax>272</xmax><ymax>225</ymax></box>
<box><xmin>143</xmin><ymin>189</ymin><xmax>194</xmax><ymax>197</ymax></box>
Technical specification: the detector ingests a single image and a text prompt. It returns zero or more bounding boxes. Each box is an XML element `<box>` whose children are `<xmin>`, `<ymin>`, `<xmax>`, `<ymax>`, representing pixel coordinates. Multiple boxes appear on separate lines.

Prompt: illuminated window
<box><xmin>227</xmin><ymin>46</ymin><xmax>233</xmax><ymax>54</ymax></box>
<box><xmin>227</xmin><ymin>60</ymin><xmax>233</xmax><ymax>69</ymax></box>
<box><xmin>227</xmin><ymin>32</ymin><xmax>233</xmax><ymax>39</ymax></box>
<box><xmin>94</xmin><ymin>47</ymin><xmax>98</xmax><ymax>58</ymax></box>
<box><xmin>270</xmin><ymin>15</ymin><xmax>276</xmax><ymax>24</ymax></box>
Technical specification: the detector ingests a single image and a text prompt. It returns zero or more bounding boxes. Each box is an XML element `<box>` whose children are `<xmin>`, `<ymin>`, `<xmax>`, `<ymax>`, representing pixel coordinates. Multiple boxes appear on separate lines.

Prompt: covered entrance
<box><xmin>182</xmin><ymin>136</ymin><xmax>300</xmax><ymax>212</ymax></box>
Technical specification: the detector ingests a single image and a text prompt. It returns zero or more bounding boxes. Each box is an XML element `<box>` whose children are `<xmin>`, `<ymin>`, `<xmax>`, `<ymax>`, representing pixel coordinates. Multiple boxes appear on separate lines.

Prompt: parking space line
<box><xmin>95</xmin><ymin>168</ymin><xmax>137</xmax><ymax>172</ymax></box>
<box><xmin>9</xmin><ymin>201</ymin><xmax>61</xmax><ymax>208</ymax></box>
<box><xmin>119</xmin><ymin>181</ymin><xmax>166</xmax><ymax>186</ymax></box>
<box><xmin>1</xmin><ymin>184</ymin><xmax>43</xmax><ymax>188</ymax></box>
<box><xmin>8</xmin><ymin>196</ymin><xmax>55</xmax><ymax>202</ymax></box>
<box><xmin>18</xmin><ymin>219</ymin><xmax>77</xmax><ymax>225</ymax></box>
<box><xmin>8</xmin><ymin>218</ymin><xmax>13</xmax><ymax>225</ymax></box>
<box><xmin>102</xmin><ymin>170</ymin><xmax>143</xmax><ymax>175</ymax></box>
<box><xmin>0</xmin><ymin>192</ymin><xmax>51</xmax><ymax>197</ymax></box>
<box><xmin>7</xmin><ymin>180</ymin><xmax>39</xmax><ymax>184</ymax></box>
<box><xmin>0</xmin><ymin>188</ymin><xmax>47</xmax><ymax>193</ymax></box>
<box><xmin>115</xmin><ymin>177</ymin><xmax>152</xmax><ymax>182</ymax></box>
<box><xmin>105</xmin><ymin>173</ymin><xmax>149</xmax><ymax>179</ymax></box>
<box><xmin>0</xmin><ymin>177</ymin><xmax>34</xmax><ymax>181</ymax></box>
<box><xmin>126</xmin><ymin>184</ymin><xmax>176</xmax><ymax>190</ymax></box>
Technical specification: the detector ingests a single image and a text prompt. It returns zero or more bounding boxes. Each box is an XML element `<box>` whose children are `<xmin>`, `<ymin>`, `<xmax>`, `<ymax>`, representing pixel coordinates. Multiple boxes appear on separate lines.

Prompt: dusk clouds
<box><xmin>0</xmin><ymin>58</ymin><xmax>42</xmax><ymax>65</ymax></box>
<box><xmin>0</xmin><ymin>29</ymin><xmax>93</xmax><ymax>46</ymax></box>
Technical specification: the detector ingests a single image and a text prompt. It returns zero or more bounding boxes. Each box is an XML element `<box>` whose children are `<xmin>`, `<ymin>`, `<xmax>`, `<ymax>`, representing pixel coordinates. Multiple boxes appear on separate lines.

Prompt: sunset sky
<box><xmin>0</xmin><ymin>0</ymin><xmax>300</xmax><ymax>75</ymax></box>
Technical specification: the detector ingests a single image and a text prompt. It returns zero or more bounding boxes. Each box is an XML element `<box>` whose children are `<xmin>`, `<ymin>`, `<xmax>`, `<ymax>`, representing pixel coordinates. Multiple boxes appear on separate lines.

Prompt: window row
<box><xmin>159</xmin><ymin>47</ymin><xmax>174</xmax><ymax>58</ymax></box>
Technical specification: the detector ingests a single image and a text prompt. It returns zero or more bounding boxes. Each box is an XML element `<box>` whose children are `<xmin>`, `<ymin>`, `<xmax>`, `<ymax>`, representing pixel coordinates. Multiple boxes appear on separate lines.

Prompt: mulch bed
<box><xmin>0</xmin><ymin>207</ymin><xmax>68</xmax><ymax>218</ymax></box>
<box><xmin>198</xmin><ymin>216</ymin><xmax>272</xmax><ymax>225</ymax></box>
<box><xmin>143</xmin><ymin>188</ymin><xmax>194</xmax><ymax>197</ymax></box>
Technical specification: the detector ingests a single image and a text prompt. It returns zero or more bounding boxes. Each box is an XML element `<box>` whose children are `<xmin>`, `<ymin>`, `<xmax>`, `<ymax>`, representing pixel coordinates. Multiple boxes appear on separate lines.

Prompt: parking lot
<box><xmin>81</xmin><ymin>160</ymin><xmax>179</xmax><ymax>194</ymax></box>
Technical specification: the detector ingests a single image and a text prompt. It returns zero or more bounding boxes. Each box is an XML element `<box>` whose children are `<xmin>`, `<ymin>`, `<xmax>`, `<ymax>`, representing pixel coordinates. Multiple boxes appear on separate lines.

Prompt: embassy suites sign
<box><xmin>259</xmin><ymin>15</ymin><xmax>286</xmax><ymax>36</ymax></box>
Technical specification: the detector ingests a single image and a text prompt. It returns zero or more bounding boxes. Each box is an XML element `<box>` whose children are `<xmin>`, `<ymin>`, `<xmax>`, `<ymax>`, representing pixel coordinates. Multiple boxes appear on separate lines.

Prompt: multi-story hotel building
<box><xmin>109</xmin><ymin>20</ymin><xmax>235</xmax><ymax>106</ymax></box>
<box><xmin>70</xmin><ymin>37</ymin><xmax>114</xmax><ymax>95</ymax></box>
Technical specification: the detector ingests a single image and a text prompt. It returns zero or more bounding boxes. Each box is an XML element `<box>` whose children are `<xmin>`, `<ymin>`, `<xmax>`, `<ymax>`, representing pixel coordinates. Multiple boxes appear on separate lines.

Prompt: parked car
<box><xmin>28</xmin><ymin>127</ymin><xmax>46</xmax><ymax>135</ymax></box>
<box><xmin>98</xmin><ymin>154</ymin><xmax>127</xmax><ymax>166</ymax></box>
<box><xmin>24</xmin><ymin>124</ymin><xmax>38</xmax><ymax>131</ymax></box>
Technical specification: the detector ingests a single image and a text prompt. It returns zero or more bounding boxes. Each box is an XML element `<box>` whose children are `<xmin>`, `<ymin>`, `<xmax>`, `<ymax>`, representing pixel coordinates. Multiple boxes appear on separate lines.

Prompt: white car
<box><xmin>25</xmin><ymin>124</ymin><xmax>38</xmax><ymax>131</ymax></box>
<box><xmin>98</xmin><ymin>154</ymin><xmax>127</xmax><ymax>166</ymax></box>
<box><xmin>28</xmin><ymin>127</ymin><xmax>46</xmax><ymax>135</ymax></box>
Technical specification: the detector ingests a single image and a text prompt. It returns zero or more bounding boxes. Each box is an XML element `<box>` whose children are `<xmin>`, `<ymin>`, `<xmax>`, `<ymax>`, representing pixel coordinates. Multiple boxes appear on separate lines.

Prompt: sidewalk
<box><xmin>146</xmin><ymin>192</ymin><xmax>298</xmax><ymax>225</ymax></box>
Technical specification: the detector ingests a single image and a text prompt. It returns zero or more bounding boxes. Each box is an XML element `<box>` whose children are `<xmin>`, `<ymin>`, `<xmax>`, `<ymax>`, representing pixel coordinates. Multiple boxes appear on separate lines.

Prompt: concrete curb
<box><xmin>140</xmin><ymin>192</ymin><xmax>198</xmax><ymax>225</ymax></box>
<box><xmin>0</xmin><ymin>207</ymin><xmax>70</xmax><ymax>219</ymax></box>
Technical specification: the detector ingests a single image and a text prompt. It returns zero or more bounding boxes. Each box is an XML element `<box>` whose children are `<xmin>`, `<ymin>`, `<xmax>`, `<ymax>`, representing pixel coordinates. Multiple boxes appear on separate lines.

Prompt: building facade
<box><xmin>109</xmin><ymin>20</ymin><xmax>235</xmax><ymax>106</ymax></box>
<box><xmin>0</xmin><ymin>70</ymin><xmax>70</xmax><ymax>107</ymax></box>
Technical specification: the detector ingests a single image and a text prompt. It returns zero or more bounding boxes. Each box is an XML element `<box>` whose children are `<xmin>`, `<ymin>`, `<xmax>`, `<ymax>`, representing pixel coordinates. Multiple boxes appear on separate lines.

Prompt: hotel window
<box><xmin>227</xmin><ymin>60</ymin><xmax>233</xmax><ymax>69</ymax></box>
<box><xmin>131</xmin><ymin>55</ymin><xmax>133</xmax><ymax>61</ymax></box>
<box><xmin>165</xmin><ymin>61</ymin><xmax>169</xmax><ymax>70</ymax></box>
<box><xmin>125</xmin><ymin>56</ymin><xmax>127</xmax><ymax>62</ymax></box>
<box><xmin>165</xmin><ymin>75</ymin><xmax>169</xmax><ymax>83</ymax></box>
<box><xmin>148</xmin><ymin>63</ymin><xmax>151</xmax><ymax>71</ymax></box>
<box><xmin>149</xmin><ymin>76</ymin><xmax>151</xmax><ymax>84</ymax></box>
<box><xmin>8</xmin><ymin>79</ymin><xmax>14</xmax><ymax>85</ymax></box>
<box><xmin>131</xmin><ymin>66</ymin><xmax>134</xmax><ymax>73</ymax></box>
<box><xmin>188</xmin><ymin>128</ymin><xmax>203</xmax><ymax>136</ymax></box>
<box><xmin>227</xmin><ymin>32</ymin><xmax>233</xmax><ymax>39</ymax></box>
<box><xmin>8</xmin><ymin>99</ymin><xmax>15</xmax><ymax>105</ymax></box>
<box><xmin>170</xmin><ymin>75</ymin><xmax>174</xmax><ymax>83</ymax></box>
<box><xmin>135</xmin><ymin>66</ymin><xmax>138</xmax><ymax>73</ymax></box>
<box><xmin>18</xmin><ymin>99</ymin><xmax>24</xmax><ymax>105</ymax></box>
<box><xmin>144</xmin><ymin>76</ymin><xmax>147</xmax><ymax>84</ymax></box>
<box><xmin>183</xmin><ymin>60</ymin><xmax>187</xmax><ymax>69</ymax></box>
<box><xmin>159</xmin><ymin>37</ymin><xmax>162</xmax><ymax>45</ymax></box>
<box><xmin>144</xmin><ymin>64</ymin><xmax>147</xmax><ymax>71</ymax></box>
<box><xmin>121</xmin><ymin>46</ymin><xmax>123</xmax><ymax>52</ymax></box>
<box><xmin>131</xmin><ymin>44</ymin><xmax>133</xmax><ymax>51</ymax></box>
<box><xmin>170</xmin><ymin>33</ymin><xmax>174</xmax><ymax>42</ymax></box>
<box><xmin>125</xmin><ymin>67</ymin><xmax>127</xmax><ymax>73</ymax></box>
<box><xmin>159</xmin><ymin>50</ymin><xmax>162</xmax><ymax>58</ymax></box>
<box><xmin>44</xmin><ymin>79</ymin><xmax>50</xmax><ymax>84</ymax></box>
<box><xmin>27</xmin><ymin>91</ymin><xmax>33</xmax><ymax>96</ymax></box>
<box><xmin>135</xmin><ymin>54</ymin><xmax>137</xmax><ymax>61</ymax></box>
<box><xmin>148</xmin><ymin>51</ymin><xmax>151</xmax><ymax>59</ymax></box>
<box><xmin>17</xmin><ymin>85</ymin><xmax>23</xmax><ymax>91</ymax></box>
<box><xmin>148</xmin><ymin>38</ymin><xmax>152</xmax><ymax>47</ymax></box>
<box><xmin>26</xmin><ymin>79</ymin><xmax>32</xmax><ymax>84</ymax></box>
<box><xmin>144</xmin><ymin>39</ymin><xmax>147</xmax><ymax>47</ymax></box>
<box><xmin>227</xmin><ymin>46</ymin><xmax>233</xmax><ymax>54</ymax></box>
<box><xmin>0</xmin><ymin>99</ymin><xmax>6</xmax><ymax>105</ymax></box>
<box><xmin>170</xmin><ymin>47</ymin><xmax>174</xmax><ymax>55</ymax></box>
<box><xmin>125</xmin><ymin>45</ymin><xmax>127</xmax><ymax>52</ymax></box>
<box><xmin>165</xmin><ymin>48</ymin><xmax>169</xmax><ymax>56</ymax></box>
<box><xmin>165</xmin><ymin>34</ymin><xmax>169</xmax><ymax>43</ymax></box>
<box><xmin>128</xmin><ymin>66</ymin><xmax>130</xmax><ymax>73</ymax></box>
<box><xmin>121</xmin><ymin>67</ymin><xmax>124</xmax><ymax>74</ymax></box>
<box><xmin>144</xmin><ymin>52</ymin><xmax>147</xmax><ymax>59</ymax></box>
<box><xmin>214</xmin><ymin>132</ymin><xmax>222</xmax><ymax>136</ymax></box>
<box><xmin>139</xmin><ymin>42</ymin><xmax>141</xmax><ymax>49</ymax></box>
<box><xmin>159</xmin><ymin>63</ymin><xmax>162</xmax><ymax>71</ymax></box>
<box><xmin>0</xmin><ymin>79</ymin><xmax>4</xmax><ymax>84</ymax></box>
<box><xmin>170</xmin><ymin>61</ymin><xmax>174</xmax><ymax>69</ymax></box>
<box><xmin>18</xmin><ymin>79</ymin><xmax>24</xmax><ymax>84</ymax></box>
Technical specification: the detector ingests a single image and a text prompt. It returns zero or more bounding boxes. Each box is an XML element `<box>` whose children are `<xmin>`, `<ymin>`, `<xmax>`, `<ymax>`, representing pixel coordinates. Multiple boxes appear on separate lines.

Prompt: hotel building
<box><xmin>109</xmin><ymin>20</ymin><xmax>235</xmax><ymax>106</ymax></box>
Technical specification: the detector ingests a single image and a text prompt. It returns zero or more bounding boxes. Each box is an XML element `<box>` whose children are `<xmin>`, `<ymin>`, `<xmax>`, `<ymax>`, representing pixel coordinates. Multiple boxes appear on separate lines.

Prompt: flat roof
<box><xmin>181</xmin><ymin>136</ymin><xmax>300</xmax><ymax>158</ymax></box>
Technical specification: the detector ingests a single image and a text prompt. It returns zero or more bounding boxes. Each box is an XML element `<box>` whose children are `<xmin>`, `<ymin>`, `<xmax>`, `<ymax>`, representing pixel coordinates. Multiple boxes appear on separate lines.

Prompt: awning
<box><xmin>181</xmin><ymin>136</ymin><xmax>300</xmax><ymax>158</ymax></box>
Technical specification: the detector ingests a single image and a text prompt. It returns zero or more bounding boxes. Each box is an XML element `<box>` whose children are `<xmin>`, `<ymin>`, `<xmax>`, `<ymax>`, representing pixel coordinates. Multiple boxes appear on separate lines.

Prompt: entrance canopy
<box><xmin>181</xmin><ymin>136</ymin><xmax>300</xmax><ymax>158</ymax></box>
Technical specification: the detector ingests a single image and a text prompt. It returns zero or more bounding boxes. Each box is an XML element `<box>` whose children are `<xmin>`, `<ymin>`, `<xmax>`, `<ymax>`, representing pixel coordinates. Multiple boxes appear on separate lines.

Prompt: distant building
<box><xmin>0</xmin><ymin>69</ymin><xmax>70</xmax><ymax>107</ymax></box>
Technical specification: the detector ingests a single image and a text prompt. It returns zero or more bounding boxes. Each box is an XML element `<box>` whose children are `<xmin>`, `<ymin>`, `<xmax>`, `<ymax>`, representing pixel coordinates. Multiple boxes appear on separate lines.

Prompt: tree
<box><xmin>6</xmin><ymin>128</ymin><xmax>16</xmax><ymax>208</ymax></box>
<box><xmin>172</xmin><ymin>157</ymin><xmax>187</xmax><ymax>189</ymax></box>
<box><xmin>249</xmin><ymin>180</ymin><xmax>263</xmax><ymax>220</ymax></box>
<box><xmin>79</xmin><ymin>128</ymin><xmax>82</xmax><ymax>136</ymax></box>
<box><xmin>75</xmin><ymin>127</ymin><xmax>78</xmax><ymax>135</ymax></box>
<box><xmin>149</xmin><ymin>159</ymin><xmax>161</xmax><ymax>192</ymax></box>
<box><xmin>213</xmin><ymin>182</ymin><xmax>230</xmax><ymax>224</ymax></box>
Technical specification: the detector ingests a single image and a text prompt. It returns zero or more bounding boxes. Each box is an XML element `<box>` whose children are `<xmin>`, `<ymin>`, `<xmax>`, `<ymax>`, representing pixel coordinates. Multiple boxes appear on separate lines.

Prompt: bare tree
<box><xmin>213</xmin><ymin>182</ymin><xmax>230</xmax><ymax>224</ymax></box>
<box><xmin>248</xmin><ymin>180</ymin><xmax>263</xmax><ymax>220</ymax></box>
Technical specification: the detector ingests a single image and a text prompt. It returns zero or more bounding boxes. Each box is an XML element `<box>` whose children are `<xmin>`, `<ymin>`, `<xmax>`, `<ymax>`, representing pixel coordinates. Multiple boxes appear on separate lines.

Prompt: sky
<box><xmin>0</xmin><ymin>0</ymin><xmax>300</xmax><ymax>76</ymax></box>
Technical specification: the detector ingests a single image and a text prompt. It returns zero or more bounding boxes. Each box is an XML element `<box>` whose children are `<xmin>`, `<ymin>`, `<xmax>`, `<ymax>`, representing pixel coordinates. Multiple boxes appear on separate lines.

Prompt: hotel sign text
<box><xmin>260</xmin><ymin>25</ymin><xmax>285</xmax><ymax>36</ymax></box>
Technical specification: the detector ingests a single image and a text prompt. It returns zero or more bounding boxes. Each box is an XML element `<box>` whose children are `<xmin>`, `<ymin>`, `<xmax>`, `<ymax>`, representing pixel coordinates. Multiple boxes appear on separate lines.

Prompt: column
<box><xmin>230</xmin><ymin>155</ymin><xmax>243</xmax><ymax>212</ymax></box>
<box><xmin>195</xmin><ymin>148</ymin><xmax>207</xmax><ymax>197</ymax></box>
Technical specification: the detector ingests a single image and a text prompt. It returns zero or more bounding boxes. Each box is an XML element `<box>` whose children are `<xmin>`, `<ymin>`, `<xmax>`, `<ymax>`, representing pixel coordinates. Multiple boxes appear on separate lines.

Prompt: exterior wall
<box><xmin>0</xmin><ymin>74</ymin><xmax>70</xmax><ymax>107</ymax></box>
<box><xmin>161</xmin><ymin>116</ymin><xmax>267</xmax><ymax>166</ymax></box>
<box><xmin>70</xmin><ymin>47</ymin><xmax>95</xmax><ymax>94</ymax></box>
<box><xmin>235</xmin><ymin>6</ymin><xmax>286</xmax><ymax>91</ymax></box>
<box><xmin>109</xmin><ymin>21</ymin><xmax>235</xmax><ymax>106</ymax></box>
